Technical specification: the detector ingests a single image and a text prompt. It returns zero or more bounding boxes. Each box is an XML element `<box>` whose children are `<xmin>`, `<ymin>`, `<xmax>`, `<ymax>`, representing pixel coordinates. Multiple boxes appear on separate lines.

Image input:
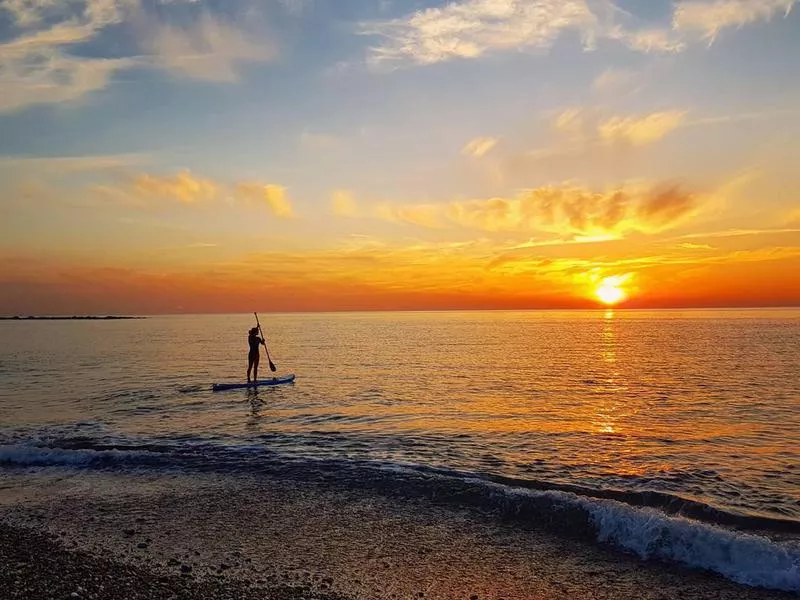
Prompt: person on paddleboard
<box><xmin>247</xmin><ymin>327</ymin><xmax>266</xmax><ymax>383</ymax></box>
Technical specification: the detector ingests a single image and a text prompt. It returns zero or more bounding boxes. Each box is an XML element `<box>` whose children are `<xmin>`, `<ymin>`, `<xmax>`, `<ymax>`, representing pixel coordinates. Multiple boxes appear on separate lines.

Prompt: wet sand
<box><xmin>1</xmin><ymin>470</ymin><xmax>795</xmax><ymax>600</ymax></box>
<box><xmin>0</xmin><ymin>523</ymin><xmax>347</xmax><ymax>600</ymax></box>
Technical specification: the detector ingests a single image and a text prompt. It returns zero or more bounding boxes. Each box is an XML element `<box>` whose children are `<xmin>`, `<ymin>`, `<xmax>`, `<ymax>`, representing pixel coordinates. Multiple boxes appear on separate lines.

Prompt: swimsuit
<box><xmin>248</xmin><ymin>335</ymin><xmax>261</xmax><ymax>360</ymax></box>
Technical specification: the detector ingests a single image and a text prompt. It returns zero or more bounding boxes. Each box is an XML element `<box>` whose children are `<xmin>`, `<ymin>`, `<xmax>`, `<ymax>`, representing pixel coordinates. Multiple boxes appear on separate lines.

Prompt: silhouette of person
<box><xmin>247</xmin><ymin>327</ymin><xmax>265</xmax><ymax>383</ymax></box>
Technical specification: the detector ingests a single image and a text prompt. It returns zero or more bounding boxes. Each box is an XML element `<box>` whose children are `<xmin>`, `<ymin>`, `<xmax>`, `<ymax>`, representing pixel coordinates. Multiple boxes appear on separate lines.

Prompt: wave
<box><xmin>585</xmin><ymin>496</ymin><xmax>800</xmax><ymax>592</ymax></box>
<box><xmin>484</xmin><ymin>473</ymin><xmax>800</xmax><ymax>534</ymax></box>
<box><xmin>0</xmin><ymin>444</ymin><xmax>164</xmax><ymax>468</ymax></box>
<box><xmin>1</xmin><ymin>440</ymin><xmax>799</xmax><ymax>592</ymax></box>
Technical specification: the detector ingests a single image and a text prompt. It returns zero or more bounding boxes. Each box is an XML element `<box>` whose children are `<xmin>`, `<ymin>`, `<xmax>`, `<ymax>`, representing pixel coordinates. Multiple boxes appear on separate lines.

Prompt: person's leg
<box><xmin>253</xmin><ymin>355</ymin><xmax>260</xmax><ymax>382</ymax></box>
<box><xmin>247</xmin><ymin>355</ymin><xmax>254</xmax><ymax>382</ymax></box>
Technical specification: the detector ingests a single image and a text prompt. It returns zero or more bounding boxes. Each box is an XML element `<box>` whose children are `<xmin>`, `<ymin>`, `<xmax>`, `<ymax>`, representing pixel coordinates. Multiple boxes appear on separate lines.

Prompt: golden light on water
<box><xmin>595</xmin><ymin>276</ymin><xmax>629</xmax><ymax>306</ymax></box>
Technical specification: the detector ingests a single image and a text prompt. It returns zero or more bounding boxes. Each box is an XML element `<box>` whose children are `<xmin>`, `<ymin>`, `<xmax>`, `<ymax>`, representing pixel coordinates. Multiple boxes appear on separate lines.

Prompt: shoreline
<box><xmin>0</xmin><ymin>316</ymin><xmax>145</xmax><ymax>320</ymax></box>
<box><xmin>2</xmin><ymin>470</ymin><xmax>797</xmax><ymax>600</ymax></box>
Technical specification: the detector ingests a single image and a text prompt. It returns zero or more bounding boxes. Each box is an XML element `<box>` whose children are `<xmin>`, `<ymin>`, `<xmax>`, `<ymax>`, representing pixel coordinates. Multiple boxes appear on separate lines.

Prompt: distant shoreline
<box><xmin>0</xmin><ymin>316</ymin><xmax>145</xmax><ymax>320</ymax></box>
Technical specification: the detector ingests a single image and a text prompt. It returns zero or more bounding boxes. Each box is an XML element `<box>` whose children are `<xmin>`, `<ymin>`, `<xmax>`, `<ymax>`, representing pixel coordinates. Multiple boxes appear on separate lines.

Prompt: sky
<box><xmin>0</xmin><ymin>0</ymin><xmax>799</xmax><ymax>314</ymax></box>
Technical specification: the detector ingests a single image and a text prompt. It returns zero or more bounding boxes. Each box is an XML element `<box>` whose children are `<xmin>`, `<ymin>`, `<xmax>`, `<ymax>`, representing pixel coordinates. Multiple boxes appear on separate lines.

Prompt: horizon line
<box><xmin>3</xmin><ymin>306</ymin><xmax>800</xmax><ymax>318</ymax></box>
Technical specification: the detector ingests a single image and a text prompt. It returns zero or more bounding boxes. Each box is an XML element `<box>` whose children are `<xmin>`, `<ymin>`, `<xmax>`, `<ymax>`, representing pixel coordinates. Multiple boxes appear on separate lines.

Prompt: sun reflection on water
<box><xmin>593</xmin><ymin>309</ymin><xmax>629</xmax><ymax>435</ymax></box>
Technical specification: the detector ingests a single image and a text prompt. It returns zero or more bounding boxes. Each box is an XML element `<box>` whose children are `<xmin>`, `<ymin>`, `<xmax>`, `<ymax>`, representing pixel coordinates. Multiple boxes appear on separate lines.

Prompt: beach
<box><xmin>1</xmin><ymin>311</ymin><xmax>798</xmax><ymax>598</ymax></box>
<box><xmin>2</xmin><ymin>469</ymin><xmax>798</xmax><ymax>600</ymax></box>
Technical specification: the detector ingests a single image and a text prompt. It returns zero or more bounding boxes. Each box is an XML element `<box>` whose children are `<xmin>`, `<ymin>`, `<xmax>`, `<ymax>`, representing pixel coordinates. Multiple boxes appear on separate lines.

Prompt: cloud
<box><xmin>235</xmin><ymin>183</ymin><xmax>293</xmax><ymax>217</ymax></box>
<box><xmin>553</xmin><ymin>107</ymin><xmax>586</xmax><ymax>135</ymax></box>
<box><xmin>1</xmin><ymin>0</ymin><xmax>130</xmax><ymax>29</ymax></box>
<box><xmin>145</xmin><ymin>12</ymin><xmax>277</xmax><ymax>82</ymax></box>
<box><xmin>361</xmin><ymin>0</ymin><xmax>796</xmax><ymax>68</ymax></box>
<box><xmin>0</xmin><ymin>0</ymin><xmax>277</xmax><ymax>113</ymax></box>
<box><xmin>132</xmin><ymin>170</ymin><xmax>219</xmax><ymax>204</ymax></box>
<box><xmin>673</xmin><ymin>0</ymin><xmax>796</xmax><ymax>42</ymax></box>
<box><xmin>598</xmin><ymin>111</ymin><xmax>687</xmax><ymax>146</ymax></box>
<box><xmin>376</xmin><ymin>203</ymin><xmax>445</xmax><ymax>229</ymax></box>
<box><xmin>636</xmin><ymin>185</ymin><xmax>696</xmax><ymax>228</ymax></box>
<box><xmin>361</xmin><ymin>0</ymin><xmax>601</xmax><ymax>68</ymax></box>
<box><xmin>592</xmin><ymin>67</ymin><xmax>637</xmax><ymax>94</ymax></box>
<box><xmin>679</xmin><ymin>227</ymin><xmax>800</xmax><ymax>239</ymax></box>
<box><xmin>625</xmin><ymin>29</ymin><xmax>686</xmax><ymax>52</ymax></box>
<box><xmin>6</xmin><ymin>232</ymin><xmax>798</xmax><ymax>313</ymax></box>
<box><xmin>461</xmin><ymin>137</ymin><xmax>499</xmax><ymax>158</ymax></box>
<box><xmin>100</xmin><ymin>169</ymin><xmax>294</xmax><ymax>217</ymax></box>
<box><xmin>378</xmin><ymin>183</ymin><xmax>700</xmax><ymax>238</ymax></box>
<box><xmin>472</xmin><ymin>107</ymin><xmax>689</xmax><ymax>188</ymax></box>
<box><xmin>331</xmin><ymin>190</ymin><xmax>358</xmax><ymax>217</ymax></box>
<box><xmin>0</xmin><ymin>0</ymin><xmax>140</xmax><ymax>112</ymax></box>
<box><xmin>679</xmin><ymin>242</ymin><xmax>715</xmax><ymax>250</ymax></box>
<box><xmin>686</xmin><ymin>108</ymin><xmax>800</xmax><ymax>127</ymax></box>
<box><xmin>613</xmin><ymin>0</ymin><xmax>796</xmax><ymax>52</ymax></box>
<box><xmin>548</xmin><ymin>108</ymin><xmax>686</xmax><ymax>146</ymax></box>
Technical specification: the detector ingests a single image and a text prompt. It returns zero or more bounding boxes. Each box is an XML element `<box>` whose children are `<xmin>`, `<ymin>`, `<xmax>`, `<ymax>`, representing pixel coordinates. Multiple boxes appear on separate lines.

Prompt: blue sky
<box><xmin>1</xmin><ymin>0</ymin><xmax>799</xmax><ymax>312</ymax></box>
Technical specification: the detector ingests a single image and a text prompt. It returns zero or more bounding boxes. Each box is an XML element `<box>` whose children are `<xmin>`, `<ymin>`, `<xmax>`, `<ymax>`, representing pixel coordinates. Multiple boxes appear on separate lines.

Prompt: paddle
<box><xmin>254</xmin><ymin>312</ymin><xmax>277</xmax><ymax>372</ymax></box>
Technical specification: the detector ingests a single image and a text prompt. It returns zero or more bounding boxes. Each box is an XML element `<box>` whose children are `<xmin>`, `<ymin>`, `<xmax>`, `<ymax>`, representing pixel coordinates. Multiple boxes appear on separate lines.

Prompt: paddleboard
<box><xmin>212</xmin><ymin>374</ymin><xmax>296</xmax><ymax>392</ymax></box>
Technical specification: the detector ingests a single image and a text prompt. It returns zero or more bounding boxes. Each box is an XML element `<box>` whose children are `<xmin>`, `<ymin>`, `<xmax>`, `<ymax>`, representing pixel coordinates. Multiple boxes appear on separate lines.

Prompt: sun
<box><xmin>595</xmin><ymin>276</ymin><xmax>628</xmax><ymax>306</ymax></box>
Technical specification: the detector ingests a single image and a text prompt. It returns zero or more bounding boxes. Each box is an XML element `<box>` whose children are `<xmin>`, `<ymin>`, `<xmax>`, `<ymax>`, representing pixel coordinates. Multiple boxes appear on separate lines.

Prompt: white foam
<box><xmin>586</xmin><ymin>498</ymin><xmax>800</xmax><ymax>592</ymax></box>
<box><xmin>0</xmin><ymin>444</ymin><xmax>152</xmax><ymax>467</ymax></box>
<box><xmin>489</xmin><ymin>482</ymin><xmax>800</xmax><ymax>593</ymax></box>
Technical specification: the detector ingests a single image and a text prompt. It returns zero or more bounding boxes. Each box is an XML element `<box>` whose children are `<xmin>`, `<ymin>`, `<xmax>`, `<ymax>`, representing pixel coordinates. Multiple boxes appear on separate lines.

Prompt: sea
<box><xmin>1</xmin><ymin>310</ymin><xmax>799</xmax><ymax>594</ymax></box>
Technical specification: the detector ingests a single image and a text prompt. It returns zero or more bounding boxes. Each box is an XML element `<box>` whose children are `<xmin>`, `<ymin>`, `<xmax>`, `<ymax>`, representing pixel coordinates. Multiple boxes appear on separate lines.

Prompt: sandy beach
<box><xmin>2</xmin><ymin>470</ymin><xmax>795</xmax><ymax>600</ymax></box>
<box><xmin>1</xmin><ymin>522</ymin><xmax>350</xmax><ymax>600</ymax></box>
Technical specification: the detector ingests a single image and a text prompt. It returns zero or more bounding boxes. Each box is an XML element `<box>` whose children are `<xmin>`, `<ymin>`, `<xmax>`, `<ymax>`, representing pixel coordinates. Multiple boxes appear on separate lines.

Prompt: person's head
<box><xmin>249</xmin><ymin>327</ymin><xmax>258</xmax><ymax>335</ymax></box>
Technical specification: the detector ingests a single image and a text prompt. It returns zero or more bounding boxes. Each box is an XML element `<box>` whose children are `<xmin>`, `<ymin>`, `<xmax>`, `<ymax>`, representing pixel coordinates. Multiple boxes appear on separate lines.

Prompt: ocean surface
<box><xmin>1</xmin><ymin>310</ymin><xmax>799</xmax><ymax>592</ymax></box>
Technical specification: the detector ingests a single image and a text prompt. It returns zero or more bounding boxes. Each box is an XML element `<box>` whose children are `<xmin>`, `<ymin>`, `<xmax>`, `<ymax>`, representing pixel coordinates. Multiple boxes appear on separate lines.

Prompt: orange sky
<box><xmin>1</xmin><ymin>0</ymin><xmax>800</xmax><ymax>314</ymax></box>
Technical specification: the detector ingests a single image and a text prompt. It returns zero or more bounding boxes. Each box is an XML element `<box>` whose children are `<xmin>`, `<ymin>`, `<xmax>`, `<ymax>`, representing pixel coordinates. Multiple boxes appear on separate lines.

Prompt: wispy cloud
<box><xmin>686</xmin><ymin>108</ymin><xmax>800</xmax><ymax>127</ymax></box>
<box><xmin>474</xmin><ymin>107</ymin><xmax>688</xmax><ymax>188</ymax></box>
<box><xmin>235</xmin><ymin>182</ymin><xmax>293</xmax><ymax>217</ymax></box>
<box><xmin>377</xmin><ymin>183</ymin><xmax>700</xmax><ymax>238</ymax></box>
<box><xmin>132</xmin><ymin>170</ymin><xmax>220</xmax><ymax>204</ymax></box>
<box><xmin>361</xmin><ymin>0</ymin><xmax>601</xmax><ymax>68</ymax></box>
<box><xmin>679</xmin><ymin>242</ymin><xmax>715</xmax><ymax>250</ymax></box>
<box><xmin>613</xmin><ymin>27</ymin><xmax>685</xmax><ymax>53</ymax></box>
<box><xmin>376</xmin><ymin>202</ymin><xmax>444</xmax><ymax>229</ymax></box>
<box><xmin>5</xmin><ymin>233</ymin><xmax>798</xmax><ymax>313</ymax></box>
<box><xmin>361</xmin><ymin>0</ymin><xmax>796</xmax><ymax>68</ymax></box>
<box><xmin>597</xmin><ymin>111</ymin><xmax>687</xmax><ymax>146</ymax></box>
<box><xmin>145</xmin><ymin>12</ymin><xmax>277</xmax><ymax>82</ymax></box>
<box><xmin>553</xmin><ymin>108</ymin><xmax>686</xmax><ymax>145</ymax></box>
<box><xmin>0</xmin><ymin>0</ymin><xmax>138</xmax><ymax>112</ymax></box>
<box><xmin>679</xmin><ymin>227</ymin><xmax>800</xmax><ymax>239</ymax></box>
<box><xmin>673</xmin><ymin>0</ymin><xmax>795</xmax><ymax>43</ymax></box>
<box><xmin>0</xmin><ymin>0</ymin><xmax>277</xmax><ymax>112</ymax></box>
<box><xmin>98</xmin><ymin>169</ymin><xmax>295</xmax><ymax>217</ymax></box>
<box><xmin>613</xmin><ymin>0</ymin><xmax>796</xmax><ymax>52</ymax></box>
<box><xmin>592</xmin><ymin>67</ymin><xmax>637</xmax><ymax>94</ymax></box>
<box><xmin>461</xmin><ymin>137</ymin><xmax>499</xmax><ymax>158</ymax></box>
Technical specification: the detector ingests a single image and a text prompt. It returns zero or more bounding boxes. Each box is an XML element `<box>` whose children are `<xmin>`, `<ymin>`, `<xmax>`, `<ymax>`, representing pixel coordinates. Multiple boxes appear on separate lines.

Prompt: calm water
<box><xmin>1</xmin><ymin>310</ymin><xmax>800</xmax><ymax>589</ymax></box>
